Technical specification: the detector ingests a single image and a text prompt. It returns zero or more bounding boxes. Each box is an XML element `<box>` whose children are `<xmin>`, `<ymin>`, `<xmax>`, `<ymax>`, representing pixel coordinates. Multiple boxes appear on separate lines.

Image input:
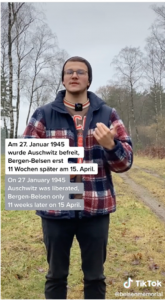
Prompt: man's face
<box><xmin>62</xmin><ymin>61</ymin><xmax>90</xmax><ymax>93</ymax></box>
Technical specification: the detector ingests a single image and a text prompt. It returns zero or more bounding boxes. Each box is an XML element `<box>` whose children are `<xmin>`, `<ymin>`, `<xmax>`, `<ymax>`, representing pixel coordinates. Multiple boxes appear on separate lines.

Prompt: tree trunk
<box><xmin>15</xmin><ymin>61</ymin><xmax>20</xmax><ymax>138</ymax></box>
<box><xmin>26</xmin><ymin>82</ymin><xmax>35</xmax><ymax>125</ymax></box>
<box><xmin>4</xmin><ymin>118</ymin><xmax>8</xmax><ymax>138</ymax></box>
<box><xmin>159</xmin><ymin>79</ymin><xmax>163</xmax><ymax>117</ymax></box>
<box><xmin>154</xmin><ymin>87</ymin><xmax>159</xmax><ymax>144</ymax></box>
<box><xmin>130</xmin><ymin>82</ymin><xmax>140</xmax><ymax>144</ymax></box>
<box><xmin>126</xmin><ymin>92</ymin><xmax>131</xmax><ymax>136</ymax></box>
<box><xmin>8</xmin><ymin>3</ymin><xmax>14</xmax><ymax>138</ymax></box>
<box><xmin>117</xmin><ymin>93</ymin><xmax>124</xmax><ymax>121</ymax></box>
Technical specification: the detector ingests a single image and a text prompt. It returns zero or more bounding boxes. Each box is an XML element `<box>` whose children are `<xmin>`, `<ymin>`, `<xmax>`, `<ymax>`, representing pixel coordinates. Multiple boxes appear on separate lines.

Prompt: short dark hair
<box><xmin>61</xmin><ymin>56</ymin><xmax>92</xmax><ymax>89</ymax></box>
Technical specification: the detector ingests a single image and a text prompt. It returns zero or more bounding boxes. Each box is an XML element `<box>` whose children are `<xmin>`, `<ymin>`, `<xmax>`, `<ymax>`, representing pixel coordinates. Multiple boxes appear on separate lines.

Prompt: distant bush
<box><xmin>137</xmin><ymin>146</ymin><xmax>165</xmax><ymax>159</ymax></box>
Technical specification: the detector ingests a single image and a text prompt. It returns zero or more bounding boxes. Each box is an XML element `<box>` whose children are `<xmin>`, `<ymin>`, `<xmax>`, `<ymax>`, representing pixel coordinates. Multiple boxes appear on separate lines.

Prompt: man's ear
<box><xmin>62</xmin><ymin>82</ymin><xmax>65</xmax><ymax>86</ymax></box>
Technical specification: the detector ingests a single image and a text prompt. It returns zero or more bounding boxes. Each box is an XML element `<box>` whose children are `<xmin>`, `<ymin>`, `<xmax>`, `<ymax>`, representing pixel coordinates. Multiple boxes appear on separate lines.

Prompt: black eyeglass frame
<box><xmin>64</xmin><ymin>69</ymin><xmax>88</xmax><ymax>76</ymax></box>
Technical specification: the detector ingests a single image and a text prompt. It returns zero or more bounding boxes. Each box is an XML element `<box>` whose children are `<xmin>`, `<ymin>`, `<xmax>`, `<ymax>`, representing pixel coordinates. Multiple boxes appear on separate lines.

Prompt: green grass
<box><xmin>1</xmin><ymin>155</ymin><xmax>165</xmax><ymax>299</ymax></box>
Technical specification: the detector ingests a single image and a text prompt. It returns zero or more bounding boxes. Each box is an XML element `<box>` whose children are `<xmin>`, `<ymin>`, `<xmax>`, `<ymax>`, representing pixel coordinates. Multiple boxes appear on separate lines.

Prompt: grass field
<box><xmin>133</xmin><ymin>156</ymin><xmax>165</xmax><ymax>178</ymax></box>
<box><xmin>128</xmin><ymin>156</ymin><xmax>165</xmax><ymax>207</ymax></box>
<box><xmin>1</xmin><ymin>155</ymin><xmax>165</xmax><ymax>299</ymax></box>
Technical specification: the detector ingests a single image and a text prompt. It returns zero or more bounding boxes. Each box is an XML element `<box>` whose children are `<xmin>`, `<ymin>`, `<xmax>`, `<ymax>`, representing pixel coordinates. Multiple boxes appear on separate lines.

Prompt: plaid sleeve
<box><xmin>23</xmin><ymin>108</ymin><xmax>46</xmax><ymax>138</ymax></box>
<box><xmin>104</xmin><ymin>108</ymin><xmax>133</xmax><ymax>173</ymax></box>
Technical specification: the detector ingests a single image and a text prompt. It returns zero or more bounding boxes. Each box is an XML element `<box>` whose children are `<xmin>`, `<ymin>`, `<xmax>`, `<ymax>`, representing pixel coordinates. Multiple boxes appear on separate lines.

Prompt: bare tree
<box><xmin>151</xmin><ymin>5</ymin><xmax>165</xmax><ymax>115</ymax></box>
<box><xmin>111</xmin><ymin>47</ymin><xmax>143</xmax><ymax>144</ymax></box>
<box><xmin>45</xmin><ymin>49</ymin><xmax>69</xmax><ymax>98</ymax></box>
<box><xmin>1</xmin><ymin>5</ymin><xmax>9</xmax><ymax>136</ymax></box>
<box><xmin>151</xmin><ymin>4</ymin><xmax>165</xmax><ymax>55</ymax></box>
<box><xmin>14</xmin><ymin>4</ymin><xmax>34</xmax><ymax>137</ymax></box>
<box><xmin>1</xmin><ymin>2</ymin><xmax>69</xmax><ymax>137</ymax></box>
<box><xmin>152</xmin><ymin>4</ymin><xmax>165</xmax><ymax>26</ymax></box>
<box><xmin>143</xmin><ymin>5</ymin><xmax>165</xmax><ymax>143</ymax></box>
<box><xmin>23</xmin><ymin>24</ymin><xmax>59</xmax><ymax>124</ymax></box>
<box><xmin>1</xmin><ymin>2</ymin><xmax>46</xmax><ymax>137</ymax></box>
<box><xmin>7</xmin><ymin>2</ymin><xmax>26</xmax><ymax>138</ymax></box>
<box><xmin>29</xmin><ymin>49</ymin><xmax>69</xmax><ymax>112</ymax></box>
<box><xmin>96</xmin><ymin>82</ymin><xmax>133</xmax><ymax>133</ymax></box>
<box><xmin>144</xmin><ymin>36</ymin><xmax>164</xmax><ymax>112</ymax></box>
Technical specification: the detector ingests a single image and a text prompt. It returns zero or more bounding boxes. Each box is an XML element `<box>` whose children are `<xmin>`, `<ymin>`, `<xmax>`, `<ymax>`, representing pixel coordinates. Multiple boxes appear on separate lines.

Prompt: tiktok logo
<box><xmin>123</xmin><ymin>277</ymin><xmax>133</xmax><ymax>289</ymax></box>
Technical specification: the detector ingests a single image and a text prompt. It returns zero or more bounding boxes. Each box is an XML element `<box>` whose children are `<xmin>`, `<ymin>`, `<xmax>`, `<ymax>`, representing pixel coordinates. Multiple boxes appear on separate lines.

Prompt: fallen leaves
<box><xmin>14</xmin><ymin>274</ymin><xmax>23</xmax><ymax>280</ymax></box>
<box><xmin>37</xmin><ymin>267</ymin><xmax>45</xmax><ymax>273</ymax></box>
<box><xmin>149</xmin><ymin>263</ymin><xmax>159</xmax><ymax>271</ymax></box>
<box><xmin>131</xmin><ymin>252</ymin><xmax>142</xmax><ymax>265</ymax></box>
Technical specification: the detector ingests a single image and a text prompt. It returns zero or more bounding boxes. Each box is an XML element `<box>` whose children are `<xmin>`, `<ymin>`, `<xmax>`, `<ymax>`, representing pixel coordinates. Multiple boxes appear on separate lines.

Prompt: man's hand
<box><xmin>93</xmin><ymin>123</ymin><xmax>117</xmax><ymax>150</ymax></box>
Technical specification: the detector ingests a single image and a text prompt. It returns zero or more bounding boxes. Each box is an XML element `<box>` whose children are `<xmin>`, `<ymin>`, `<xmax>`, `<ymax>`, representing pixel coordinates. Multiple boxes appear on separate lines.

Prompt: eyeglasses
<box><xmin>64</xmin><ymin>69</ymin><xmax>88</xmax><ymax>76</ymax></box>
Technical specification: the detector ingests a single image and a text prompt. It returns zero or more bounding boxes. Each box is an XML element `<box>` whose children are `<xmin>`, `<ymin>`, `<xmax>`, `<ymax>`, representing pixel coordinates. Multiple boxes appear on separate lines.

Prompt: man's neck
<box><xmin>64</xmin><ymin>90</ymin><xmax>88</xmax><ymax>104</ymax></box>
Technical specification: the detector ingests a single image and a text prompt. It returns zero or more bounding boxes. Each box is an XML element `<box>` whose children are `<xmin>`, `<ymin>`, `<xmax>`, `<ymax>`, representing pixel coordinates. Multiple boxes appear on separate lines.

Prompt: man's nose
<box><xmin>71</xmin><ymin>71</ymin><xmax>78</xmax><ymax>77</ymax></box>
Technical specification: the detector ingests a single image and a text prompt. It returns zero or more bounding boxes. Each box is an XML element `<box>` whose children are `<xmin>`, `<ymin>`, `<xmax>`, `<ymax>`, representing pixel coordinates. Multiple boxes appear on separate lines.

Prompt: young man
<box><xmin>23</xmin><ymin>56</ymin><xmax>133</xmax><ymax>299</ymax></box>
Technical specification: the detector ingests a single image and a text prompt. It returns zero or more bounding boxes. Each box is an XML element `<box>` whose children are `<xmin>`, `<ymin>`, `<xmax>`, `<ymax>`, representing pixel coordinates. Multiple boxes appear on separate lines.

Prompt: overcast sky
<box><xmin>18</xmin><ymin>2</ymin><xmax>162</xmax><ymax>134</ymax></box>
<box><xmin>35</xmin><ymin>2</ymin><xmax>160</xmax><ymax>90</ymax></box>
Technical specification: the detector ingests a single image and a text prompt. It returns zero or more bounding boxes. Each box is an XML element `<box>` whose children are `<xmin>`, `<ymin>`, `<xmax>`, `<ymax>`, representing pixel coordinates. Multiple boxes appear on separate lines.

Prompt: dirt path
<box><xmin>133</xmin><ymin>164</ymin><xmax>165</xmax><ymax>180</ymax></box>
<box><xmin>119</xmin><ymin>172</ymin><xmax>165</xmax><ymax>223</ymax></box>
